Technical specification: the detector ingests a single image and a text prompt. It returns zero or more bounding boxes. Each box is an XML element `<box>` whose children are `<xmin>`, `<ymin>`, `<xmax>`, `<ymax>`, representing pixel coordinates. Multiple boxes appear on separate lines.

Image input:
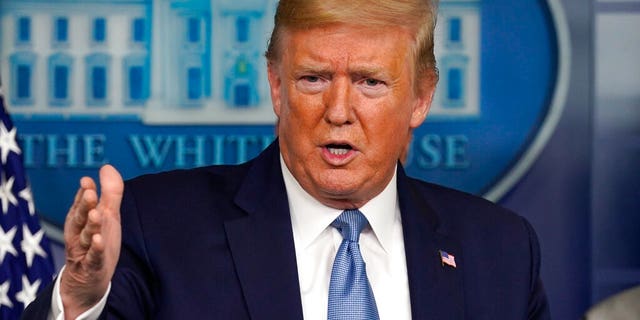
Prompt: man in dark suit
<box><xmin>25</xmin><ymin>0</ymin><xmax>550</xmax><ymax>319</ymax></box>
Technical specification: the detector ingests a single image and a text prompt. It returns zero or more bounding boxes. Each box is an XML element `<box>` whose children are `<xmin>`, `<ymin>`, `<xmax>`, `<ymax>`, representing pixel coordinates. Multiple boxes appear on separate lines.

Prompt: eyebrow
<box><xmin>292</xmin><ymin>62</ymin><xmax>389</xmax><ymax>79</ymax></box>
<box><xmin>292</xmin><ymin>64</ymin><xmax>332</xmax><ymax>75</ymax></box>
<box><xmin>350</xmin><ymin>66</ymin><xmax>387</xmax><ymax>78</ymax></box>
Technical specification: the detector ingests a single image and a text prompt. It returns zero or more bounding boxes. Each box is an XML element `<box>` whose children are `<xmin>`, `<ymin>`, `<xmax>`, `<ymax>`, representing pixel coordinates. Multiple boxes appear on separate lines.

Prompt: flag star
<box><xmin>0</xmin><ymin>280</ymin><xmax>13</xmax><ymax>308</ymax></box>
<box><xmin>0</xmin><ymin>174</ymin><xmax>17</xmax><ymax>214</ymax></box>
<box><xmin>0</xmin><ymin>122</ymin><xmax>21</xmax><ymax>165</ymax></box>
<box><xmin>15</xmin><ymin>275</ymin><xmax>41</xmax><ymax>309</ymax></box>
<box><xmin>19</xmin><ymin>186</ymin><xmax>35</xmax><ymax>216</ymax></box>
<box><xmin>0</xmin><ymin>226</ymin><xmax>18</xmax><ymax>263</ymax></box>
<box><xmin>20</xmin><ymin>225</ymin><xmax>47</xmax><ymax>267</ymax></box>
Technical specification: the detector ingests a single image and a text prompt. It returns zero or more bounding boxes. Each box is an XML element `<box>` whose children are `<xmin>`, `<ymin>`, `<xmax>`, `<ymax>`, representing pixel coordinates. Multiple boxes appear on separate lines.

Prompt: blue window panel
<box><xmin>11</xmin><ymin>53</ymin><xmax>37</xmax><ymax>105</ymax></box>
<box><xmin>86</xmin><ymin>53</ymin><xmax>111</xmax><ymax>105</ymax></box>
<box><xmin>449</xmin><ymin>17</ymin><xmax>461</xmax><ymax>43</ymax></box>
<box><xmin>236</xmin><ymin>17</ymin><xmax>249</xmax><ymax>43</ymax></box>
<box><xmin>92</xmin><ymin>67</ymin><xmax>106</xmax><ymax>99</ymax></box>
<box><xmin>188</xmin><ymin>18</ymin><xmax>200</xmax><ymax>43</ymax></box>
<box><xmin>18</xmin><ymin>17</ymin><xmax>31</xmax><ymax>42</ymax></box>
<box><xmin>123</xmin><ymin>54</ymin><xmax>149</xmax><ymax>104</ymax></box>
<box><xmin>17</xmin><ymin>65</ymin><xmax>31</xmax><ymax>99</ymax></box>
<box><xmin>56</xmin><ymin>18</ymin><xmax>68</xmax><ymax>42</ymax></box>
<box><xmin>48</xmin><ymin>53</ymin><xmax>73</xmax><ymax>105</ymax></box>
<box><xmin>447</xmin><ymin>68</ymin><xmax>462</xmax><ymax>101</ymax></box>
<box><xmin>188</xmin><ymin>68</ymin><xmax>202</xmax><ymax>100</ymax></box>
<box><xmin>133</xmin><ymin>18</ymin><xmax>145</xmax><ymax>42</ymax></box>
<box><xmin>94</xmin><ymin>18</ymin><xmax>106</xmax><ymax>42</ymax></box>
<box><xmin>234</xmin><ymin>84</ymin><xmax>250</xmax><ymax>106</ymax></box>
<box><xmin>54</xmin><ymin>66</ymin><xmax>69</xmax><ymax>99</ymax></box>
<box><xmin>129</xmin><ymin>66</ymin><xmax>143</xmax><ymax>100</ymax></box>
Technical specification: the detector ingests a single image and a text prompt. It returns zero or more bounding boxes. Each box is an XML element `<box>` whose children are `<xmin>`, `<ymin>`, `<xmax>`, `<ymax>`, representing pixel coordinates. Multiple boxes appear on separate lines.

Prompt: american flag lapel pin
<box><xmin>439</xmin><ymin>250</ymin><xmax>457</xmax><ymax>268</ymax></box>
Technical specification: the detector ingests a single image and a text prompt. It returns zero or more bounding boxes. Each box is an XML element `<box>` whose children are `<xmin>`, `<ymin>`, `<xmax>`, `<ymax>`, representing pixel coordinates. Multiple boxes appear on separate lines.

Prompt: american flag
<box><xmin>440</xmin><ymin>250</ymin><xmax>457</xmax><ymax>268</ymax></box>
<box><xmin>0</xmin><ymin>78</ymin><xmax>54</xmax><ymax>318</ymax></box>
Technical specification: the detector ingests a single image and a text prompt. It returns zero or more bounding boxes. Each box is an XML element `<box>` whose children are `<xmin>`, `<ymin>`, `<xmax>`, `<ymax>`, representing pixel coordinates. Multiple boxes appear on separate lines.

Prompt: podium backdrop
<box><xmin>1</xmin><ymin>1</ymin><xmax>638</xmax><ymax>319</ymax></box>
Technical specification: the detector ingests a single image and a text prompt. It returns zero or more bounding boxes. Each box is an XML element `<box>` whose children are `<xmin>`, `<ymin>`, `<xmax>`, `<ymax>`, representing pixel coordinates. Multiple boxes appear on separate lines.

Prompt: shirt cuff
<box><xmin>49</xmin><ymin>265</ymin><xmax>112</xmax><ymax>320</ymax></box>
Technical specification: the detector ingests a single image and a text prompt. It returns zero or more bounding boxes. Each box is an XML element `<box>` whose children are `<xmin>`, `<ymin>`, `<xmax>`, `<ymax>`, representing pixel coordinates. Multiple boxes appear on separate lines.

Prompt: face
<box><xmin>268</xmin><ymin>24</ymin><xmax>434</xmax><ymax>209</ymax></box>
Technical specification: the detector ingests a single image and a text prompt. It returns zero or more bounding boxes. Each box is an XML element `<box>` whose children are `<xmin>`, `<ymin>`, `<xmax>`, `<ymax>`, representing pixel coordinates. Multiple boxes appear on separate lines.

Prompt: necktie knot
<box><xmin>331</xmin><ymin>209</ymin><xmax>368</xmax><ymax>242</ymax></box>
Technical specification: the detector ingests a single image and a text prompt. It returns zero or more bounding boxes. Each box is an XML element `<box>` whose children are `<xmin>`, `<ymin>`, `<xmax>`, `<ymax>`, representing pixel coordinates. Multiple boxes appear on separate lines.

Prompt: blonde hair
<box><xmin>265</xmin><ymin>0</ymin><xmax>439</xmax><ymax>84</ymax></box>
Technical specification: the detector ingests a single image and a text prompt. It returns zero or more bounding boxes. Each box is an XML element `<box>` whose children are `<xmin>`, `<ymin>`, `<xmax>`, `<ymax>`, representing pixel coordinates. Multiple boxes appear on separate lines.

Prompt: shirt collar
<box><xmin>281</xmin><ymin>155</ymin><xmax>399</xmax><ymax>254</ymax></box>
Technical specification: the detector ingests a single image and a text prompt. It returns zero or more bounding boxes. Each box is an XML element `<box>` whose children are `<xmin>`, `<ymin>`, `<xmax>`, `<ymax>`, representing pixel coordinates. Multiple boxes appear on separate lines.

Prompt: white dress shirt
<box><xmin>281</xmin><ymin>157</ymin><xmax>412</xmax><ymax>320</ymax></box>
<box><xmin>50</xmin><ymin>156</ymin><xmax>412</xmax><ymax>319</ymax></box>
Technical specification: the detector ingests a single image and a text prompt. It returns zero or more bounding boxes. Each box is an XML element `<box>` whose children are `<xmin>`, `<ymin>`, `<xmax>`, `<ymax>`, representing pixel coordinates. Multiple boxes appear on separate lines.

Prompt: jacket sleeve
<box><xmin>21</xmin><ymin>280</ymin><xmax>55</xmax><ymax>319</ymax></box>
<box><xmin>97</xmin><ymin>183</ymin><xmax>157</xmax><ymax>319</ymax></box>
<box><xmin>522</xmin><ymin>217</ymin><xmax>551</xmax><ymax>320</ymax></box>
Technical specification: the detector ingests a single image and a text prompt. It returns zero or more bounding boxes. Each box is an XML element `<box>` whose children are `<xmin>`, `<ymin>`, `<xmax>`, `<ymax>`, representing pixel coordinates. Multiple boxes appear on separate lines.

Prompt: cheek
<box><xmin>287</xmin><ymin>92</ymin><xmax>325</xmax><ymax>125</ymax></box>
<box><xmin>363</xmin><ymin>100</ymin><xmax>413</xmax><ymax>133</ymax></box>
<box><xmin>360</xmin><ymin>105</ymin><xmax>413</xmax><ymax>154</ymax></box>
<box><xmin>278</xmin><ymin>85</ymin><xmax>303</xmax><ymax>124</ymax></box>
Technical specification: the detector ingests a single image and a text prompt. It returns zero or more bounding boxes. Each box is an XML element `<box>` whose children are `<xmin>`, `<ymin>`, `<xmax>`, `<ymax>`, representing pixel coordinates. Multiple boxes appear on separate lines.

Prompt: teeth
<box><xmin>328</xmin><ymin>148</ymin><xmax>349</xmax><ymax>155</ymax></box>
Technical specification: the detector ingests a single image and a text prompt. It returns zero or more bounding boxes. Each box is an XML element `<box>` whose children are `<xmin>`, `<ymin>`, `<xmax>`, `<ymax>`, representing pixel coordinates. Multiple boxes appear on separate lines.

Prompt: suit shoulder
<box><xmin>125</xmin><ymin>162</ymin><xmax>252</xmax><ymax>199</ymax></box>
<box><xmin>408</xmin><ymin>177</ymin><xmax>512</xmax><ymax>214</ymax></box>
<box><xmin>407</xmin><ymin>177</ymin><xmax>527</xmax><ymax>233</ymax></box>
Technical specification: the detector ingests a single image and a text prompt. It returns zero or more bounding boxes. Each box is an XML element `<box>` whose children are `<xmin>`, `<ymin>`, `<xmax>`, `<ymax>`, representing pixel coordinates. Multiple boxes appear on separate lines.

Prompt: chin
<box><xmin>317</xmin><ymin>178</ymin><xmax>361</xmax><ymax>198</ymax></box>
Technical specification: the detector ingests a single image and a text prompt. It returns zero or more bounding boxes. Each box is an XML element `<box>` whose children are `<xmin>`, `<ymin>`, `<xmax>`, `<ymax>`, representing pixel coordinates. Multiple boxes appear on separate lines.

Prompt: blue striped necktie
<box><xmin>328</xmin><ymin>209</ymin><xmax>380</xmax><ymax>320</ymax></box>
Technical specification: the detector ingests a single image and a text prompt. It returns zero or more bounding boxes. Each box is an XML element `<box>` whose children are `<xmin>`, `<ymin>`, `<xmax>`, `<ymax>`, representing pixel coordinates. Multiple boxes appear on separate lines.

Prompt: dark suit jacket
<box><xmin>25</xmin><ymin>140</ymin><xmax>550</xmax><ymax>319</ymax></box>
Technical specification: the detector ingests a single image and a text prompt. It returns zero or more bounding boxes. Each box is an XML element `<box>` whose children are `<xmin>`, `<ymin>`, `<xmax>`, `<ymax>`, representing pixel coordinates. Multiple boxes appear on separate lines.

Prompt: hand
<box><xmin>59</xmin><ymin>165</ymin><xmax>123</xmax><ymax>319</ymax></box>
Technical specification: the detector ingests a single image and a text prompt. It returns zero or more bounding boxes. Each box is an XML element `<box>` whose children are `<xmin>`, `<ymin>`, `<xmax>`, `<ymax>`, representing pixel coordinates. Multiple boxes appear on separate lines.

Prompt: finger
<box><xmin>97</xmin><ymin>165</ymin><xmax>124</xmax><ymax>215</ymax></box>
<box><xmin>66</xmin><ymin>177</ymin><xmax>97</xmax><ymax>222</ymax></box>
<box><xmin>68</xmin><ymin>188</ymin><xmax>98</xmax><ymax>236</ymax></box>
<box><xmin>80</xmin><ymin>176</ymin><xmax>97</xmax><ymax>192</ymax></box>
<box><xmin>79</xmin><ymin>209</ymin><xmax>102</xmax><ymax>250</ymax></box>
<box><xmin>85</xmin><ymin>233</ymin><xmax>105</xmax><ymax>271</ymax></box>
<box><xmin>65</xmin><ymin>187</ymin><xmax>84</xmax><ymax>228</ymax></box>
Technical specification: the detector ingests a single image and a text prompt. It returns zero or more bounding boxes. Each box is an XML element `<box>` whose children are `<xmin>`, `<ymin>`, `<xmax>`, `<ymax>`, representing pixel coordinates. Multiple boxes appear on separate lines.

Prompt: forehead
<box><xmin>279</xmin><ymin>25</ymin><xmax>415</xmax><ymax>72</ymax></box>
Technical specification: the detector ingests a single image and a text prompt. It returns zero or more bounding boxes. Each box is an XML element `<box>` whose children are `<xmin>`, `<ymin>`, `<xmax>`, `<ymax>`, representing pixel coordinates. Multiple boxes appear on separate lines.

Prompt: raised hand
<box><xmin>59</xmin><ymin>165</ymin><xmax>123</xmax><ymax>319</ymax></box>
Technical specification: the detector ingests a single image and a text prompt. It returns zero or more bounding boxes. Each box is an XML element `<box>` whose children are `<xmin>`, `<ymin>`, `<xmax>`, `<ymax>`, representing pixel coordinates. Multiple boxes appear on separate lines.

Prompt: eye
<box><xmin>296</xmin><ymin>75</ymin><xmax>328</xmax><ymax>94</ymax></box>
<box><xmin>357</xmin><ymin>77</ymin><xmax>388</xmax><ymax>98</ymax></box>
<box><xmin>364</xmin><ymin>78</ymin><xmax>383</xmax><ymax>87</ymax></box>
<box><xmin>302</xmin><ymin>75</ymin><xmax>320</xmax><ymax>83</ymax></box>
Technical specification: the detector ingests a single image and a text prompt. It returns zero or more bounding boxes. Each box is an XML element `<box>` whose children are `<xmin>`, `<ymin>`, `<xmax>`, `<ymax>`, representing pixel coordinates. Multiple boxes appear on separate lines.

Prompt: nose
<box><xmin>324</xmin><ymin>78</ymin><xmax>355</xmax><ymax>126</ymax></box>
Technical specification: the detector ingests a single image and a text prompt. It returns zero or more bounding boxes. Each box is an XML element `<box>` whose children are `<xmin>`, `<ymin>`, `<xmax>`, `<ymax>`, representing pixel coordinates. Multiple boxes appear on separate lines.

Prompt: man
<box><xmin>25</xmin><ymin>0</ymin><xmax>550</xmax><ymax>319</ymax></box>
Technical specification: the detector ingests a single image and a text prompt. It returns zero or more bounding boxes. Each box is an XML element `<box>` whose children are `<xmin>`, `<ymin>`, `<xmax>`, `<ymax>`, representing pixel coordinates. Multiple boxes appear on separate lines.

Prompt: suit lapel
<box><xmin>223</xmin><ymin>144</ymin><xmax>465</xmax><ymax>319</ymax></box>
<box><xmin>224</xmin><ymin>141</ymin><xmax>303</xmax><ymax>320</ymax></box>
<box><xmin>397</xmin><ymin>166</ymin><xmax>465</xmax><ymax>319</ymax></box>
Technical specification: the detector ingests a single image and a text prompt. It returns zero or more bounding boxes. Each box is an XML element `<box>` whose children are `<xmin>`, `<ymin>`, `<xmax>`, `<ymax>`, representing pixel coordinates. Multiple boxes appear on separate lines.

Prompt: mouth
<box><xmin>321</xmin><ymin>142</ymin><xmax>357</xmax><ymax>165</ymax></box>
<box><xmin>326</xmin><ymin>143</ymin><xmax>353</xmax><ymax>156</ymax></box>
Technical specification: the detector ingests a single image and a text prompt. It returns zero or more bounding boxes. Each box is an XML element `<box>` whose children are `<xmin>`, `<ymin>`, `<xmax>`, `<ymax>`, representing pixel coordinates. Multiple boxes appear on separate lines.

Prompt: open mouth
<box><xmin>326</xmin><ymin>144</ymin><xmax>353</xmax><ymax>156</ymax></box>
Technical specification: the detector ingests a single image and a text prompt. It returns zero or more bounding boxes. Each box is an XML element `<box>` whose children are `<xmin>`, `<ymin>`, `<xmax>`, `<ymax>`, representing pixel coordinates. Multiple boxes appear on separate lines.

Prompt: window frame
<box><xmin>235</xmin><ymin>16</ymin><xmax>250</xmax><ymax>44</ymax></box>
<box><xmin>48</xmin><ymin>53</ymin><xmax>74</xmax><ymax>107</ymax></box>
<box><xmin>123</xmin><ymin>55</ymin><xmax>149</xmax><ymax>105</ymax></box>
<box><xmin>85</xmin><ymin>53</ymin><xmax>111</xmax><ymax>106</ymax></box>
<box><xmin>92</xmin><ymin>17</ymin><xmax>107</xmax><ymax>44</ymax></box>
<box><xmin>9</xmin><ymin>52</ymin><xmax>37</xmax><ymax>106</ymax></box>
<box><xmin>15</xmin><ymin>16</ymin><xmax>32</xmax><ymax>46</ymax></box>
<box><xmin>52</xmin><ymin>16</ymin><xmax>70</xmax><ymax>48</ymax></box>
<box><xmin>131</xmin><ymin>17</ymin><xmax>146</xmax><ymax>44</ymax></box>
<box><xmin>445</xmin><ymin>16</ymin><xmax>464</xmax><ymax>50</ymax></box>
<box><xmin>439</xmin><ymin>54</ymin><xmax>469</xmax><ymax>109</ymax></box>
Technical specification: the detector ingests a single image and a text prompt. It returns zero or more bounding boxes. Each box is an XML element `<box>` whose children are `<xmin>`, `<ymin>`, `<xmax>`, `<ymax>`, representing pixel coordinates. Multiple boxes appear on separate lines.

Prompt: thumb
<box><xmin>97</xmin><ymin>164</ymin><xmax>124</xmax><ymax>212</ymax></box>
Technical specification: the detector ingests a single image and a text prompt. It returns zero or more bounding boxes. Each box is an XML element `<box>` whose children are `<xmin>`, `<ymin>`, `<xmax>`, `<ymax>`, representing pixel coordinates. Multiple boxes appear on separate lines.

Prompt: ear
<box><xmin>267</xmin><ymin>61</ymin><xmax>283</xmax><ymax>118</ymax></box>
<box><xmin>409</xmin><ymin>77</ymin><xmax>436</xmax><ymax>129</ymax></box>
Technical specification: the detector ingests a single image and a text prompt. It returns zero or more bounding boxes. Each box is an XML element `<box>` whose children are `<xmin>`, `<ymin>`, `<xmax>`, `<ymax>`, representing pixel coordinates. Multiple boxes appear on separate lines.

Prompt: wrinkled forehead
<box><xmin>272</xmin><ymin>23</ymin><xmax>417</xmax><ymax>61</ymax></box>
<box><xmin>281</xmin><ymin>25</ymin><xmax>414</xmax><ymax>66</ymax></box>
